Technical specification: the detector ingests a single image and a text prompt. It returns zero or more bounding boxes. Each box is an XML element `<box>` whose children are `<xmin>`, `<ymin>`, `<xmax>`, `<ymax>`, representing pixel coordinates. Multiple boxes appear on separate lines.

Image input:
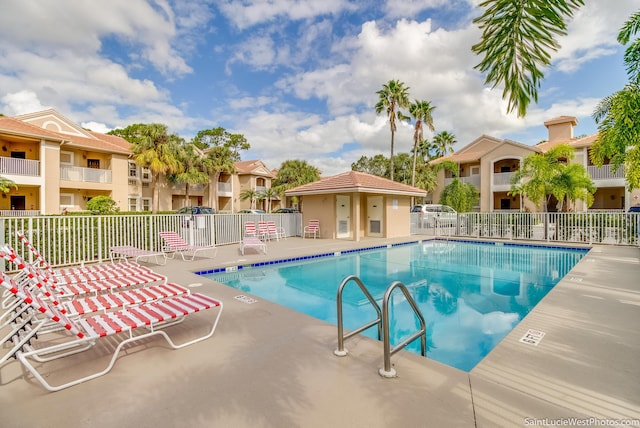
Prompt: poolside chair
<box><xmin>1</xmin><ymin>245</ymin><xmax>167</xmax><ymax>299</ymax></box>
<box><xmin>159</xmin><ymin>231</ymin><xmax>217</xmax><ymax>261</ymax></box>
<box><xmin>0</xmin><ymin>270</ymin><xmax>223</xmax><ymax>392</ymax></box>
<box><xmin>266</xmin><ymin>221</ymin><xmax>285</xmax><ymax>241</ymax></box>
<box><xmin>244</xmin><ymin>221</ymin><xmax>257</xmax><ymax>237</ymax></box>
<box><xmin>240</xmin><ymin>236</ymin><xmax>267</xmax><ymax>255</ymax></box>
<box><xmin>15</xmin><ymin>231</ymin><xmax>155</xmax><ymax>285</ymax></box>
<box><xmin>109</xmin><ymin>245</ymin><xmax>167</xmax><ymax>265</ymax></box>
<box><xmin>257</xmin><ymin>221</ymin><xmax>269</xmax><ymax>240</ymax></box>
<box><xmin>303</xmin><ymin>219</ymin><xmax>320</xmax><ymax>239</ymax></box>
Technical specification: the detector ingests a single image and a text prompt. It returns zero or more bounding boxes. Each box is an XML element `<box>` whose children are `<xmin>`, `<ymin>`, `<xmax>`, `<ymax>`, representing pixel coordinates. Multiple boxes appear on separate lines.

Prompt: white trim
<box><xmin>60</xmin><ymin>193</ymin><xmax>74</xmax><ymax>208</ymax></box>
<box><xmin>60</xmin><ymin>151</ymin><xmax>74</xmax><ymax>166</ymax></box>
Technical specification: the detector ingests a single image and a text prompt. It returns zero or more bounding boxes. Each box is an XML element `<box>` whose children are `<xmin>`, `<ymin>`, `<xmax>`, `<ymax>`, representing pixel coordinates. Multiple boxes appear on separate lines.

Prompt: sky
<box><xmin>0</xmin><ymin>0</ymin><xmax>637</xmax><ymax>177</ymax></box>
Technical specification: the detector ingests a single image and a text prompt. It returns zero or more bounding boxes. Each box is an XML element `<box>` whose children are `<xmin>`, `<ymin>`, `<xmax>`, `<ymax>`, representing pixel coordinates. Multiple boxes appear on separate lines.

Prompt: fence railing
<box><xmin>0</xmin><ymin>213</ymin><xmax>302</xmax><ymax>269</ymax></box>
<box><xmin>60</xmin><ymin>166</ymin><xmax>112</xmax><ymax>183</ymax></box>
<box><xmin>0</xmin><ymin>157</ymin><xmax>40</xmax><ymax>176</ymax></box>
<box><xmin>411</xmin><ymin>212</ymin><xmax>640</xmax><ymax>247</ymax></box>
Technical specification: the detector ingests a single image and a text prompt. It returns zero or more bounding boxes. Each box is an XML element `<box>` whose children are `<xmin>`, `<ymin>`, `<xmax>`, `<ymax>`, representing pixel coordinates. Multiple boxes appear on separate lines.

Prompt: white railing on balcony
<box><xmin>588</xmin><ymin>164</ymin><xmax>625</xmax><ymax>180</ymax></box>
<box><xmin>60</xmin><ymin>166</ymin><xmax>112</xmax><ymax>183</ymax></box>
<box><xmin>493</xmin><ymin>171</ymin><xmax>514</xmax><ymax>186</ymax></box>
<box><xmin>0</xmin><ymin>210</ymin><xmax>40</xmax><ymax>217</ymax></box>
<box><xmin>0</xmin><ymin>157</ymin><xmax>40</xmax><ymax>176</ymax></box>
<box><xmin>171</xmin><ymin>183</ymin><xmax>205</xmax><ymax>192</ymax></box>
<box><xmin>445</xmin><ymin>175</ymin><xmax>481</xmax><ymax>187</ymax></box>
<box><xmin>255</xmin><ymin>185</ymin><xmax>266</xmax><ymax>193</ymax></box>
<box><xmin>217</xmin><ymin>182</ymin><xmax>232</xmax><ymax>193</ymax></box>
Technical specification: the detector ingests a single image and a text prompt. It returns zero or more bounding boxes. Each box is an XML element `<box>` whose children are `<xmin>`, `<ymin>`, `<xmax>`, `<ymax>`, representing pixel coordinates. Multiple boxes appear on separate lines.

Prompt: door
<box><xmin>10</xmin><ymin>196</ymin><xmax>25</xmax><ymax>210</ymax></box>
<box><xmin>367</xmin><ymin>196</ymin><xmax>383</xmax><ymax>237</ymax></box>
<box><xmin>336</xmin><ymin>195</ymin><xmax>351</xmax><ymax>239</ymax></box>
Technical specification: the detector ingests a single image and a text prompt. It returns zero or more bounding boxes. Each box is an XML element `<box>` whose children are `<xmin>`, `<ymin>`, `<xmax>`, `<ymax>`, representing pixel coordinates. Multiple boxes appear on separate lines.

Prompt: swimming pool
<box><xmin>200</xmin><ymin>240</ymin><xmax>587</xmax><ymax>371</ymax></box>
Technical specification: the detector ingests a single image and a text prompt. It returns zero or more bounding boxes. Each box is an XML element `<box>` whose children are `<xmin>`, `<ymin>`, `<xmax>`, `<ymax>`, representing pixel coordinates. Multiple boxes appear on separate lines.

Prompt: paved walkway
<box><xmin>1</xmin><ymin>237</ymin><xmax>639</xmax><ymax>427</ymax></box>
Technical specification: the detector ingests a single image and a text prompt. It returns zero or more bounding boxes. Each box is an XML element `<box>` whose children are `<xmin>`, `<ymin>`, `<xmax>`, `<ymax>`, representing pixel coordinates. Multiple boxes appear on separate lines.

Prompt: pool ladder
<box><xmin>334</xmin><ymin>275</ymin><xmax>427</xmax><ymax>378</ymax></box>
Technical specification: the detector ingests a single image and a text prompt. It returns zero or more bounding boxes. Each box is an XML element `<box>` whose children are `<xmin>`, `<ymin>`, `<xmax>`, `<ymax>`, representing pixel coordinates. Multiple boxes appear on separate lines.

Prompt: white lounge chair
<box><xmin>240</xmin><ymin>237</ymin><xmax>267</xmax><ymax>255</ymax></box>
<box><xmin>109</xmin><ymin>245</ymin><xmax>167</xmax><ymax>265</ymax></box>
<box><xmin>303</xmin><ymin>219</ymin><xmax>320</xmax><ymax>239</ymax></box>
<box><xmin>159</xmin><ymin>231</ymin><xmax>217</xmax><ymax>261</ymax></box>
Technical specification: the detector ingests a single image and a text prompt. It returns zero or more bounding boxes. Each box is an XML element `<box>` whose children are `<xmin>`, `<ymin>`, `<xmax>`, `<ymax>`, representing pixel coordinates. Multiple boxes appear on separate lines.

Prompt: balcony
<box><xmin>0</xmin><ymin>157</ymin><xmax>40</xmax><ymax>176</ymax></box>
<box><xmin>217</xmin><ymin>182</ymin><xmax>232</xmax><ymax>196</ymax></box>
<box><xmin>60</xmin><ymin>166</ymin><xmax>112</xmax><ymax>183</ymax></box>
<box><xmin>588</xmin><ymin>164</ymin><xmax>624</xmax><ymax>181</ymax></box>
<box><xmin>493</xmin><ymin>171</ymin><xmax>514</xmax><ymax>186</ymax></box>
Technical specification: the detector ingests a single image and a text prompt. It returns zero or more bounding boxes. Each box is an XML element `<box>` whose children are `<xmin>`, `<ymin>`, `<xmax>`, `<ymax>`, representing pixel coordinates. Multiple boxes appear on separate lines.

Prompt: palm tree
<box><xmin>510</xmin><ymin>144</ymin><xmax>595</xmax><ymax>211</ymax></box>
<box><xmin>472</xmin><ymin>0</ymin><xmax>584</xmax><ymax>116</ymax></box>
<box><xmin>432</xmin><ymin>131</ymin><xmax>456</xmax><ymax>158</ymax></box>
<box><xmin>591</xmin><ymin>10</ymin><xmax>640</xmax><ymax>190</ymax></box>
<box><xmin>375</xmin><ymin>79</ymin><xmax>410</xmax><ymax>181</ymax></box>
<box><xmin>272</xmin><ymin>160</ymin><xmax>321</xmax><ymax>194</ymax></box>
<box><xmin>111</xmin><ymin>123</ymin><xmax>182</xmax><ymax>213</ymax></box>
<box><xmin>192</xmin><ymin>128</ymin><xmax>247</xmax><ymax>211</ymax></box>
<box><xmin>174</xmin><ymin>143</ymin><xmax>215</xmax><ymax>206</ymax></box>
<box><xmin>409</xmin><ymin>100</ymin><xmax>436</xmax><ymax>187</ymax></box>
<box><xmin>0</xmin><ymin>176</ymin><xmax>17</xmax><ymax>193</ymax></box>
<box><xmin>260</xmin><ymin>187</ymin><xmax>279</xmax><ymax>213</ymax></box>
<box><xmin>240</xmin><ymin>188</ymin><xmax>258</xmax><ymax>209</ymax></box>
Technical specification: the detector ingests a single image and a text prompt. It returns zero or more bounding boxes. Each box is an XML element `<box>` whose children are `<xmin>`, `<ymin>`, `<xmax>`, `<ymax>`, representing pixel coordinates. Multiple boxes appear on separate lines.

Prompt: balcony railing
<box><xmin>588</xmin><ymin>164</ymin><xmax>624</xmax><ymax>180</ymax></box>
<box><xmin>445</xmin><ymin>175</ymin><xmax>481</xmax><ymax>187</ymax></box>
<box><xmin>60</xmin><ymin>166</ymin><xmax>112</xmax><ymax>183</ymax></box>
<box><xmin>0</xmin><ymin>210</ymin><xmax>40</xmax><ymax>217</ymax></box>
<box><xmin>493</xmin><ymin>171</ymin><xmax>514</xmax><ymax>186</ymax></box>
<box><xmin>0</xmin><ymin>157</ymin><xmax>40</xmax><ymax>176</ymax></box>
<box><xmin>217</xmin><ymin>182</ymin><xmax>232</xmax><ymax>194</ymax></box>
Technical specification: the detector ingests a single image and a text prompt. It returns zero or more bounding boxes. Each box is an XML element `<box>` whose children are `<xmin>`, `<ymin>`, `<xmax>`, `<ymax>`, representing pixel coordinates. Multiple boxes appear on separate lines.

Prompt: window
<box><xmin>128</xmin><ymin>161</ymin><xmax>138</xmax><ymax>178</ymax></box>
<box><xmin>60</xmin><ymin>193</ymin><xmax>74</xmax><ymax>207</ymax></box>
<box><xmin>10</xmin><ymin>151</ymin><xmax>26</xmax><ymax>159</ymax></box>
<box><xmin>470</xmin><ymin>166</ymin><xmax>480</xmax><ymax>175</ymax></box>
<box><xmin>60</xmin><ymin>151</ymin><xmax>73</xmax><ymax>165</ymax></box>
<box><xmin>128</xmin><ymin>198</ymin><xmax>138</xmax><ymax>212</ymax></box>
<box><xmin>141</xmin><ymin>167</ymin><xmax>151</xmax><ymax>182</ymax></box>
<box><xmin>87</xmin><ymin>159</ymin><xmax>100</xmax><ymax>169</ymax></box>
<box><xmin>141</xmin><ymin>198</ymin><xmax>151</xmax><ymax>211</ymax></box>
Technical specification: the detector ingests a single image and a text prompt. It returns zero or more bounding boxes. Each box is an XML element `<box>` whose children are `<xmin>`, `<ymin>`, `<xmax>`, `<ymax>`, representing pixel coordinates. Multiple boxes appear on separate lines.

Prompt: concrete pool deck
<box><xmin>1</xmin><ymin>236</ymin><xmax>639</xmax><ymax>427</ymax></box>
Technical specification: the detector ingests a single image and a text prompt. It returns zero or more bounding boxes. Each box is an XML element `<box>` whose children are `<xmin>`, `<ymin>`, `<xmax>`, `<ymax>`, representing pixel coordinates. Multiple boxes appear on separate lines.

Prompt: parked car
<box><xmin>239</xmin><ymin>209</ymin><xmax>266</xmax><ymax>214</ymax></box>
<box><xmin>274</xmin><ymin>208</ymin><xmax>300</xmax><ymax>213</ymax></box>
<box><xmin>628</xmin><ymin>205</ymin><xmax>640</xmax><ymax>213</ymax></box>
<box><xmin>176</xmin><ymin>206</ymin><xmax>215</xmax><ymax>215</ymax></box>
<box><xmin>411</xmin><ymin>204</ymin><xmax>457</xmax><ymax>227</ymax></box>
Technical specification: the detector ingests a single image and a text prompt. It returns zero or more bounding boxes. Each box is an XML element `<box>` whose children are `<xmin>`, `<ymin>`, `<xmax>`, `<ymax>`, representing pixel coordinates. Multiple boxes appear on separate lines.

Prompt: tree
<box><xmin>510</xmin><ymin>144</ymin><xmax>595</xmax><ymax>211</ymax></box>
<box><xmin>472</xmin><ymin>0</ymin><xmax>584</xmax><ymax>117</ymax></box>
<box><xmin>172</xmin><ymin>143</ymin><xmax>215</xmax><ymax>206</ymax></box>
<box><xmin>375</xmin><ymin>79</ymin><xmax>410</xmax><ymax>181</ymax></box>
<box><xmin>192</xmin><ymin>128</ymin><xmax>246</xmax><ymax>211</ymax></box>
<box><xmin>272</xmin><ymin>160</ymin><xmax>321</xmax><ymax>194</ymax></box>
<box><xmin>0</xmin><ymin>176</ymin><xmax>17</xmax><ymax>193</ymax></box>
<box><xmin>409</xmin><ymin>100</ymin><xmax>436</xmax><ymax>187</ymax></box>
<box><xmin>591</xmin><ymin>10</ymin><xmax>640</xmax><ymax>190</ymax></box>
<box><xmin>439</xmin><ymin>178</ymin><xmax>479</xmax><ymax>212</ymax></box>
<box><xmin>351</xmin><ymin>154</ymin><xmax>389</xmax><ymax>178</ymax></box>
<box><xmin>260</xmin><ymin>187</ymin><xmax>279</xmax><ymax>213</ymax></box>
<box><xmin>110</xmin><ymin>123</ymin><xmax>182</xmax><ymax>213</ymax></box>
<box><xmin>86</xmin><ymin>195</ymin><xmax>119</xmax><ymax>215</ymax></box>
<box><xmin>240</xmin><ymin>188</ymin><xmax>258</xmax><ymax>209</ymax></box>
<box><xmin>432</xmin><ymin>131</ymin><xmax>456</xmax><ymax>158</ymax></box>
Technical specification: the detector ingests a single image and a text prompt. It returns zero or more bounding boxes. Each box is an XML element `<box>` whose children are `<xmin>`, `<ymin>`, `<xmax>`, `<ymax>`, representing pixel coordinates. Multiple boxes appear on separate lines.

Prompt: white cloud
<box><xmin>81</xmin><ymin>121</ymin><xmax>112</xmax><ymax>134</ymax></box>
<box><xmin>1</xmin><ymin>90</ymin><xmax>49</xmax><ymax>115</ymax></box>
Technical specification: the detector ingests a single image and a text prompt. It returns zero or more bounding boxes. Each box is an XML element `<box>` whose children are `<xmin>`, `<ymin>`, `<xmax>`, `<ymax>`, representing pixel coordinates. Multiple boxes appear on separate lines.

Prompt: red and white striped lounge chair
<box><xmin>0</xmin><ymin>270</ymin><xmax>223</xmax><ymax>391</ymax></box>
<box><xmin>15</xmin><ymin>231</ymin><xmax>156</xmax><ymax>285</ymax></box>
<box><xmin>257</xmin><ymin>221</ymin><xmax>269</xmax><ymax>240</ymax></box>
<box><xmin>1</xmin><ymin>246</ymin><xmax>166</xmax><ymax>298</ymax></box>
<box><xmin>266</xmin><ymin>221</ymin><xmax>285</xmax><ymax>241</ymax></box>
<box><xmin>159</xmin><ymin>231</ymin><xmax>217</xmax><ymax>261</ymax></box>
<box><xmin>303</xmin><ymin>219</ymin><xmax>320</xmax><ymax>239</ymax></box>
<box><xmin>244</xmin><ymin>221</ymin><xmax>257</xmax><ymax>237</ymax></box>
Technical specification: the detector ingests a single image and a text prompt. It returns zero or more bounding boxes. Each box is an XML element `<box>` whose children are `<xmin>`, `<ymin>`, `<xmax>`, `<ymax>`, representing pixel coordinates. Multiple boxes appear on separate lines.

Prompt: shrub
<box><xmin>86</xmin><ymin>196</ymin><xmax>119</xmax><ymax>215</ymax></box>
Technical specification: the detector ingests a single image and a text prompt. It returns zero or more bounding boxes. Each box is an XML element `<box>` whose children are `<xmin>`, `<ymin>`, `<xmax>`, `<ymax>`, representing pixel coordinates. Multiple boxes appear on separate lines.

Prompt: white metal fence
<box><xmin>411</xmin><ymin>212</ymin><xmax>640</xmax><ymax>246</ymax></box>
<box><xmin>0</xmin><ymin>213</ymin><xmax>302</xmax><ymax>269</ymax></box>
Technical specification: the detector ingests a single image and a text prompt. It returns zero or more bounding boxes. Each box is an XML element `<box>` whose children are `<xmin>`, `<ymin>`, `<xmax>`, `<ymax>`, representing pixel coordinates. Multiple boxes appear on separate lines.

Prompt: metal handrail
<box><xmin>379</xmin><ymin>281</ymin><xmax>427</xmax><ymax>378</ymax></box>
<box><xmin>334</xmin><ymin>275</ymin><xmax>382</xmax><ymax>357</ymax></box>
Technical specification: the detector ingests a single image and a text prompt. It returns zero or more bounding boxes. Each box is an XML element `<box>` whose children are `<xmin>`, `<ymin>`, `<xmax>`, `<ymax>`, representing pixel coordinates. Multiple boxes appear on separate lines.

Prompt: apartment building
<box><xmin>0</xmin><ymin>109</ymin><xmax>279</xmax><ymax>214</ymax></box>
<box><xmin>430</xmin><ymin>116</ymin><xmax>640</xmax><ymax>212</ymax></box>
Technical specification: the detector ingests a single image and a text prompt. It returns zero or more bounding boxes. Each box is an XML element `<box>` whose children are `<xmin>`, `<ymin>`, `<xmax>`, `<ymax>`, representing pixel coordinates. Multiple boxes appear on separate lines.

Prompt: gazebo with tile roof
<box><xmin>285</xmin><ymin>171</ymin><xmax>426</xmax><ymax>241</ymax></box>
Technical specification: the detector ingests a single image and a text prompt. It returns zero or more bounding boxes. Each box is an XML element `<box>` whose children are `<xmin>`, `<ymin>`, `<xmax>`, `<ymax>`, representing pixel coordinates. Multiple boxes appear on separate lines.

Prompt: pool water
<box><xmin>202</xmin><ymin>240</ymin><xmax>587</xmax><ymax>371</ymax></box>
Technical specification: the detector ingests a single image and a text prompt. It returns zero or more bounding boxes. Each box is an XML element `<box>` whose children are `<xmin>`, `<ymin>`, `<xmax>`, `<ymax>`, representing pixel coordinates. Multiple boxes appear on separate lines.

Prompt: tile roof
<box><xmin>285</xmin><ymin>170</ymin><xmax>426</xmax><ymax>196</ymax></box>
<box><xmin>535</xmin><ymin>133</ymin><xmax>599</xmax><ymax>152</ymax></box>
<box><xmin>235</xmin><ymin>160</ymin><xmax>275</xmax><ymax>177</ymax></box>
<box><xmin>0</xmin><ymin>116</ymin><xmax>67</xmax><ymax>141</ymax></box>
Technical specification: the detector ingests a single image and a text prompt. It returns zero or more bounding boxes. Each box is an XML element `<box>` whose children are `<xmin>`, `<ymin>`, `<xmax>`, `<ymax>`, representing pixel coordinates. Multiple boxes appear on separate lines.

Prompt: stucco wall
<box><xmin>384</xmin><ymin>195</ymin><xmax>412</xmax><ymax>238</ymax></box>
<box><xmin>300</xmin><ymin>194</ymin><xmax>335</xmax><ymax>238</ymax></box>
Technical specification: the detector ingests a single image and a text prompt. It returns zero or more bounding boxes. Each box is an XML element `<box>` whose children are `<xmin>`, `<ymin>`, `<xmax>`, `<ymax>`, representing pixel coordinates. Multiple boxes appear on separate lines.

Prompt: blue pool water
<box><xmin>200</xmin><ymin>240</ymin><xmax>587</xmax><ymax>371</ymax></box>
